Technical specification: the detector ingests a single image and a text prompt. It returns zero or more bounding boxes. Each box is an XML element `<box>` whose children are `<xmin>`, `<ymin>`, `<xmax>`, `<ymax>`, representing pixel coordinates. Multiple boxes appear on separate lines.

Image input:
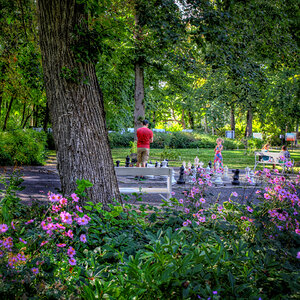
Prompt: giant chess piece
<box><xmin>232</xmin><ymin>169</ymin><xmax>240</xmax><ymax>185</ymax></box>
<box><xmin>116</xmin><ymin>160</ymin><xmax>120</xmax><ymax>167</ymax></box>
<box><xmin>125</xmin><ymin>155</ymin><xmax>130</xmax><ymax>167</ymax></box>
<box><xmin>249</xmin><ymin>170</ymin><xmax>256</xmax><ymax>185</ymax></box>
<box><xmin>245</xmin><ymin>166</ymin><xmax>251</xmax><ymax>178</ymax></box>
<box><xmin>223</xmin><ymin>165</ymin><xmax>229</xmax><ymax>180</ymax></box>
<box><xmin>155</xmin><ymin>161</ymin><xmax>160</xmax><ymax>168</ymax></box>
<box><xmin>194</xmin><ymin>156</ymin><xmax>199</xmax><ymax>168</ymax></box>
<box><xmin>199</xmin><ymin>161</ymin><xmax>204</xmax><ymax>169</ymax></box>
<box><xmin>166</xmin><ymin>159</ymin><xmax>169</xmax><ymax>167</ymax></box>
<box><xmin>177</xmin><ymin>165</ymin><xmax>186</xmax><ymax>184</ymax></box>
<box><xmin>208</xmin><ymin>161</ymin><xmax>212</xmax><ymax>169</ymax></box>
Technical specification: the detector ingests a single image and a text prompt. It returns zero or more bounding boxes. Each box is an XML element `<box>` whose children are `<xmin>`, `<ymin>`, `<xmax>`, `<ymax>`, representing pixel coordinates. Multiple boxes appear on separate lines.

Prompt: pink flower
<box><xmin>71</xmin><ymin>193</ymin><xmax>79</xmax><ymax>202</ymax></box>
<box><xmin>66</xmin><ymin>230</ymin><xmax>74</xmax><ymax>239</ymax></box>
<box><xmin>60</xmin><ymin>198</ymin><xmax>68</xmax><ymax>206</ymax></box>
<box><xmin>199</xmin><ymin>216</ymin><xmax>206</xmax><ymax>222</ymax></box>
<box><xmin>25</xmin><ymin>219</ymin><xmax>34</xmax><ymax>225</ymax></box>
<box><xmin>31</xmin><ymin>267</ymin><xmax>39</xmax><ymax>274</ymax></box>
<box><xmin>211</xmin><ymin>214</ymin><xmax>217</xmax><ymax>219</ymax></box>
<box><xmin>80</xmin><ymin>234</ymin><xmax>87</xmax><ymax>243</ymax></box>
<box><xmin>184</xmin><ymin>208</ymin><xmax>190</xmax><ymax>214</ymax></box>
<box><xmin>264</xmin><ymin>193</ymin><xmax>271</xmax><ymax>200</ymax></box>
<box><xmin>297</xmin><ymin>252</ymin><xmax>300</xmax><ymax>259</ymax></box>
<box><xmin>57</xmin><ymin>243</ymin><xmax>66</xmax><ymax>247</ymax></box>
<box><xmin>171</xmin><ymin>191</ymin><xmax>175</xmax><ymax>196</ymax></box>
<box><xmin>19</xmin><ymin>238</ymin><xmax>27</xmax><ymax>244</ymax></box>
<box><xmin>76</xmin><ymin>217</ymin><xmax>88</xmax><ymax>226</ymax></box>
<box><xmin>0</xmin><ymin>224</ymin><xmax>8</xmax><ymax>233</ymax></box>
<box><xmin>247</xmin><ymin>206</ymin><xmax>253</xmax><ymax>213</ymax></box>
<box><xmin>48</xmin><ymin>193</ymin><xmax>59</xmax><ymax>202</ymax></box>
<box><xmin>11</xmin><ymin>221</ymin><xmax>15</xmax><ymax>230</ymax></box>
<box><xmin>52</xmin><ymin>205</ymin><xmax>61</xmax><ymax>213</ymax></box>
<box><xmin>200</xmin><ymin>198</ymin><xmax>205</xmax><ymax>203</ymax></box>
<box><xmin>76</xmin><ymin>205</ymin><xmax>83</xmax><ymax>213</ymax></box>
<box><xmin>295</xmin><ymin>229</ymin><xmax>300</xmax><ymax>235</ymax></box>
<box><xmin>69</xmin><ymin>258</ymin><xmax>77</xmax><ymax>265</ymax></box>
<box><xmin>232</xmin><ymin>192</ymin><xmax>238</xmax><ymax>197</ymax></box>
<box><xmin>67</xmin><ymin>246</ymin><xmax>76</xmax><ymax>257</ymax></box>
<box><xmin>255</xmin><ymin>190</ymin><xmax>261</xmax><ymax>194</ymax></box>
<box><xmin>60</xmin><ymin>211</ymin><xmax>73</xmax><ymax>224</ymax></box>
<box><xmin>179</xmin><ymin>199</ymin><xmax>184</xmax><ymax>204</ymax></box>
<box><xmin>182</xmin><ymin>221</ymin><xmax>189</xmax><ymax>227</ymax></box>
<box><xmin>241</xmin><ymin>216</ymin><xmax>247</xmax><ymax>220</ymax></box>
<box><xmin>40</xmin><ymin>241</ymin><xmax>48</xmax><ymax>246</ymax></box>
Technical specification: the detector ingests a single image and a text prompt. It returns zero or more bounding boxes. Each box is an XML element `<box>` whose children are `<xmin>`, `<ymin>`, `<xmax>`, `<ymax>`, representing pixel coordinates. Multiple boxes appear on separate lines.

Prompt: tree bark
<box><xmin>245</xmin><ymin>108</ymin><xmax>253</xmax><ymax>138</ymax></box>
<box><xmin>188</xmin><ymin>110</ymin><xmax>194</xmax><ymax>129</ymax></box>
<box><xmin>37</xmin><ymin>0</ymin><xmax>120</xmax><ymax>204</ymax></box>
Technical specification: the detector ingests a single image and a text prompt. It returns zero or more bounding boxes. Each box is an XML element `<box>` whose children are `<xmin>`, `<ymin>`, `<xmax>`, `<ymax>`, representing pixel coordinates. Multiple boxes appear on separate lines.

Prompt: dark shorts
<box><xmin>137</xmin><ymin>148</ymin><xmax>150</xmax><ymax>164</ymax></box>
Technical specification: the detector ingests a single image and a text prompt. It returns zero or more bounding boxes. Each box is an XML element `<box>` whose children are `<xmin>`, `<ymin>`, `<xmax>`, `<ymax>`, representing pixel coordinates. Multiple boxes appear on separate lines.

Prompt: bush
<box><xmin>108</xmin><ymin>131</ymin><xmax>245</xmax><ymax>149</ymax></box>
<box><xmin>247</xmin><ymin>138</ymin><xmax>264</xmax><ymax>150</ymax></box>
<box><xmin>0</xmin><ymin>129</ymin><xmax>47</xmax><ymax>166</ymax></box>
<box><xmin>108</xmin><ymin>132</ymin><xmax>135</xmax><ymax>148</ymax></box>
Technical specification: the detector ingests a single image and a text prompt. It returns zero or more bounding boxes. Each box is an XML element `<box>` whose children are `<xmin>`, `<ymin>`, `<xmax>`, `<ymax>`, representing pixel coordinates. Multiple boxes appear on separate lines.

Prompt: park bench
<box><xmin>254</xmin><ymin>151</ymin><xmax>286</xmax><ymax>172</ymax></box>
<box><xmin>115</xmin><ymin>167</ymin><xmax>173</xmax><ymax>201</ymax></box>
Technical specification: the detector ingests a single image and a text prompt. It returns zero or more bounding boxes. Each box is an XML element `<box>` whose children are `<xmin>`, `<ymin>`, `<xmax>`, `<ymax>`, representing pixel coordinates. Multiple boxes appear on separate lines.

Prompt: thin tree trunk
<box><xmin>230</xmin><ymin>106</ymin><xmax>235</xmax><ymax>131</ymax></box>
<box><xmin>134</xmin><ymin>62</ymin><xmax>145</xmax><ymax>139</ymax></box>
<box><xmin>37</xmin><ymin>0</ymin><xmax>120</xmax><ymax>204</ymax></box>
<box><xmin>188</xmin><ymin>110</ymin><xmax>194</xmax><ymax>129</ymax></box>
<box><xmin>245</xmin><ymin>108</ymin><xmax>253</xmax><ymax>138</ymax></box>
<box><xmin>3</xmin><ymin>95</ymin><xmax>15</xmax><ymax>131</ymax></box>
<box><xmin>43</xmin><ymin>102</ymin><xmax>50</xmax><ymax>131</ymax></box>
<box><xmin>20</xmin><ymin>102</ymin><xmax>26</xmax><ymax>127</ymax></box>
<box><xmin>133</xmin><ymin>5</ymin><xmax>145</xmax><ymax>140</ymax></box>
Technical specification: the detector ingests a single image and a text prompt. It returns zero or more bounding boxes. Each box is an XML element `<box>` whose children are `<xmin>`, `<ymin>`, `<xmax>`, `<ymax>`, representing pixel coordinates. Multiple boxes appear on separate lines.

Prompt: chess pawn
<box><xmin>125</xmin><ymin>155</ymin><xmax>130</xmax><ymax>167</ymax></box>
<box><xmin>199</xmin><ymin>161</ymin><xmax>204</xmax><ymax>169</ymax></box>
<box><xmin>155</xmin><ymin>161</ymin><xmax>160</xmax><ymax>168</ymax></box>
<box><xmin>161</xmin><ymin>160</ymin><xmax>168</xmax><ymax>168</ymax></box>
<box><xmin>187</xmin><ymin>161</ymin><xmax>192</xmax><ymax>169</ymax></box>
<box><xmin>232</xmin><ymin>169</ymin><xmax>240</xmax><ymax>185</ymax></box>
<box><xmin>208</xmin><ymin>161</ymin><xmax>212</xmax><ymax>169</ymax></box>
<box><xmin>182</xmin><ymin>161</ymin><xmax>186</xmax><ymax>169</ymax></box>
<box><xmin>177</xmin><ymin>165</ymin><xmax>186</xmax><ymax>184</ymax></box>
<box><xmin>249</xmin><ymin>170</ymin><xmax>255</xmax><ymax>185</ymax></box>
<box><xmin>223</xmin><ymin>165</ymin><xmax>229</xmax><ymax>180</ymax></box>
<box><xmin>245</xmin><ymin>166</ymin><xmax>251</xmax><ymax>178</ymax></box>
<box><xmin>116</xmin><ymin>160</ymin><xmax>120</xmax><ymax>167</ymax></box>
<box><xmin>206</xmin><ymin>165</ymin><xmax>211</xmax><ymax>173</ymax></box>
<box><xmin>214</xmin><ymin>170</ymin><xmax>223</xmax><ymax>185</ymax></box>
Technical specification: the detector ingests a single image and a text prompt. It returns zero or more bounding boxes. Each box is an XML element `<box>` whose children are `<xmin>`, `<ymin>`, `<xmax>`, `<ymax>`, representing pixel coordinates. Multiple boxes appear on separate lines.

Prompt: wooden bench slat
<box><xmin>115</xmin><ymin>167</ymin><xmax>172</xmax><ymax>176</ymax></box>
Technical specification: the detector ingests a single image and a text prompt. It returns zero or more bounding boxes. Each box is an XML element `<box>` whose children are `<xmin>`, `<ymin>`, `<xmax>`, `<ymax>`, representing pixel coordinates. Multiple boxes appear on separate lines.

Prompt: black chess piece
<box><xmin>155</xmin><ymin>161</ymin><xmax>159</xmax><ymax>167</ymax></box>
<box><xmin>125</xmin><ymin>155</ymin><xmax>130</xmax><ymax>167</ymax></box>
<box><xmin>177</xmin><ymin>165</ymin><xmax>186</xmax><ymax>184</ymax></box>
<box><xmin>131</xmin><ymin>158</ymin><xmax>137</xmax><ymax>164</ymax></box>
<box><xmin>166</xmin><ymin>159</ymin><xmax>169</xmax><ymax>167</ymax></box>
<box><xmin>208</xmin><ymin>161</ymin><xmax>212</xmax><ymax>169</ymax></box>
<box><xmin>232</xmin><ymin>169</ymin><xmax>240</xmax><ymax>185</ymax></box>
<box><xmin>116</xmin><ymin>160</ymin><xmax>120</xmax><ymax>167</ymax></box>
<box><xmin>149</xmin><ymin>160</ymin><xmax>153</xmax><ymax>164</ymax></box>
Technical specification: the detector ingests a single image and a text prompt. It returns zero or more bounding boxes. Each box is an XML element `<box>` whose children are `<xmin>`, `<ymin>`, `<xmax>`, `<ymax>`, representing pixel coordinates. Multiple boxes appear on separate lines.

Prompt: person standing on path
<box><xmin>214</xmin><ymin>137</ymin><xmax>224</xmax><ymax>172</ymax></box>
<box><xmin>137</xmin><ymin>120</ymin><xmax>153</xmax><ymax>170</ymax></box>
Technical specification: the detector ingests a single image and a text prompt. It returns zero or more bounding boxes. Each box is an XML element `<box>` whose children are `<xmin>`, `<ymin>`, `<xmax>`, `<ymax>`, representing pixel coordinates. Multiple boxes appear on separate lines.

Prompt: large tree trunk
<box><xmin>245</xmin><ymin>108</ymin><xmax>253</xmax><ymax>138</ymax></box>
<box><xmin>37</xmin><ymin>0</ymin><xmax>120</xmax><ymax>204</ymax></box>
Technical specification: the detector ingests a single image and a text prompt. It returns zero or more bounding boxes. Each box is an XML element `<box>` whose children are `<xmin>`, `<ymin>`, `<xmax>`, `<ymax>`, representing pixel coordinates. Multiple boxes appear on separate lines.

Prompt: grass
<box><xmin>46</xmin><ymin>148</ymin><xmax>300</xmax><ymax>172</ymax></box>
<box><xmin>111</xmin><ymin>148</ymin><xmax>300</xmax><ymax>171</ymax></box>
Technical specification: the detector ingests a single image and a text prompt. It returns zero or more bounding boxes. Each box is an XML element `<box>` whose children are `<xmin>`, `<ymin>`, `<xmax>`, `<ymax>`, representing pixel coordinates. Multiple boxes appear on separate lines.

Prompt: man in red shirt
<box><xmin>137</xmin><ymin>119</ymin><xmax>153</xmax><ymax>168</ymax></box>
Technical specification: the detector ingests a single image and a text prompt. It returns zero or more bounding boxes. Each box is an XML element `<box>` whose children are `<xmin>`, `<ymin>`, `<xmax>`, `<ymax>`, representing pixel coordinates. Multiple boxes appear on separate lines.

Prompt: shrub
<box><xmin>108</xmin><ymin>132</ymin><xmax>134</xmax><ymax>148</ymax></box>
<box><xmin>247</xmin><ymin>138</ymin><xmax>264</xmax><ymax>150</ymax></box>
<box><xmin>0</xmin><ymin>129</ymin><xmax>47</xmax><ymax>166</ymax></box>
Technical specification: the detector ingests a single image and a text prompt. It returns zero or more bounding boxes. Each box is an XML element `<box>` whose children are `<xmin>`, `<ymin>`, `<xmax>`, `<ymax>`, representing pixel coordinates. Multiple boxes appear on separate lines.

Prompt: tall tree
<box><xmin>37</xmin><ymin>0</ymin><xmax>120</xmax><ymax>204</ymax></box>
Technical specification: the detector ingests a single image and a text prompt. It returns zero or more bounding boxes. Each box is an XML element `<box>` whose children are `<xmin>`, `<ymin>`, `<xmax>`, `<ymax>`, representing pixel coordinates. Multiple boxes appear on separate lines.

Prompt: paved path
<box><xmin>0</xmin><ymin>162</ymin><xmax>264</xmax><ymax>206</ymax></box>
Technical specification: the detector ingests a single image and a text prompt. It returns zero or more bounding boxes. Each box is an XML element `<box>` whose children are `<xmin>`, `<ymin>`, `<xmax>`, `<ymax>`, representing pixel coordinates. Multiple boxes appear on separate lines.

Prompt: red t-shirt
<box><xmin>137</xmin><ymin>127</ymin><xmax>153</xmax><ymax>148</ymax></box>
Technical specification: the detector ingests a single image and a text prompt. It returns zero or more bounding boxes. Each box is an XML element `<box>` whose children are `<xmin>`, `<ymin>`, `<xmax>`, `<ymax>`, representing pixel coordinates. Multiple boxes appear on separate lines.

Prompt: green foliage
<box><xmin>108</xmin><ymin>132</ymin><xmax>135</xmax><ymax>148</ymax></box>
<box><xmin>247</xmin><ymin>138</ymin><xmax>264</xmax><ymax>150</ymax></box>
<box><xmin>0</xmin><ymin>129</ymin><xmax>47</xmax><ymax>165</ymax></box>
<box><xmin>109</xmin><ymin>131</ymin><xmax>245</xmax><ymax>150</ymax></box>
<box><xmin>1</xmin><ymin>170</ymin><xmax>300</xmax><ymax>299</ymax></box>
<box><xmin>0</xmin><ymin>170</ymin><xmax>25</xmax><ymax>222</ymax></box>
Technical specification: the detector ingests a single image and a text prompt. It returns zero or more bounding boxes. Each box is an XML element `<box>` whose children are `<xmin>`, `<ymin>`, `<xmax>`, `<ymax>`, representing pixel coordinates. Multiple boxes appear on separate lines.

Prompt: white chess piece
<box><xmin>182</xmin><ymin>161</ymin><xmax>186</xmax><ymax>169</ymax></box>
<box><xmin>223</xmin><ymin>165</ymin><xmax>229</xmax><ymax>180</ymax></box>
<box><xmin>187</xmin><ymin>161</ymin><xmax>192</xmax><ymax>169</ymax></box>
<box><xmin>249</xmin><ymin>170</ymin><xmax>255</xmax><ymax>185</ymax></box>
<box><xmin>199</xmin><ymin>161</ymin><xmax>204</xmax><ymax>168</ymax></box>
<box><xmin>194</xmin><ymin>156</ymin><xmax>199</xmax><ymax>168</ymax></box>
